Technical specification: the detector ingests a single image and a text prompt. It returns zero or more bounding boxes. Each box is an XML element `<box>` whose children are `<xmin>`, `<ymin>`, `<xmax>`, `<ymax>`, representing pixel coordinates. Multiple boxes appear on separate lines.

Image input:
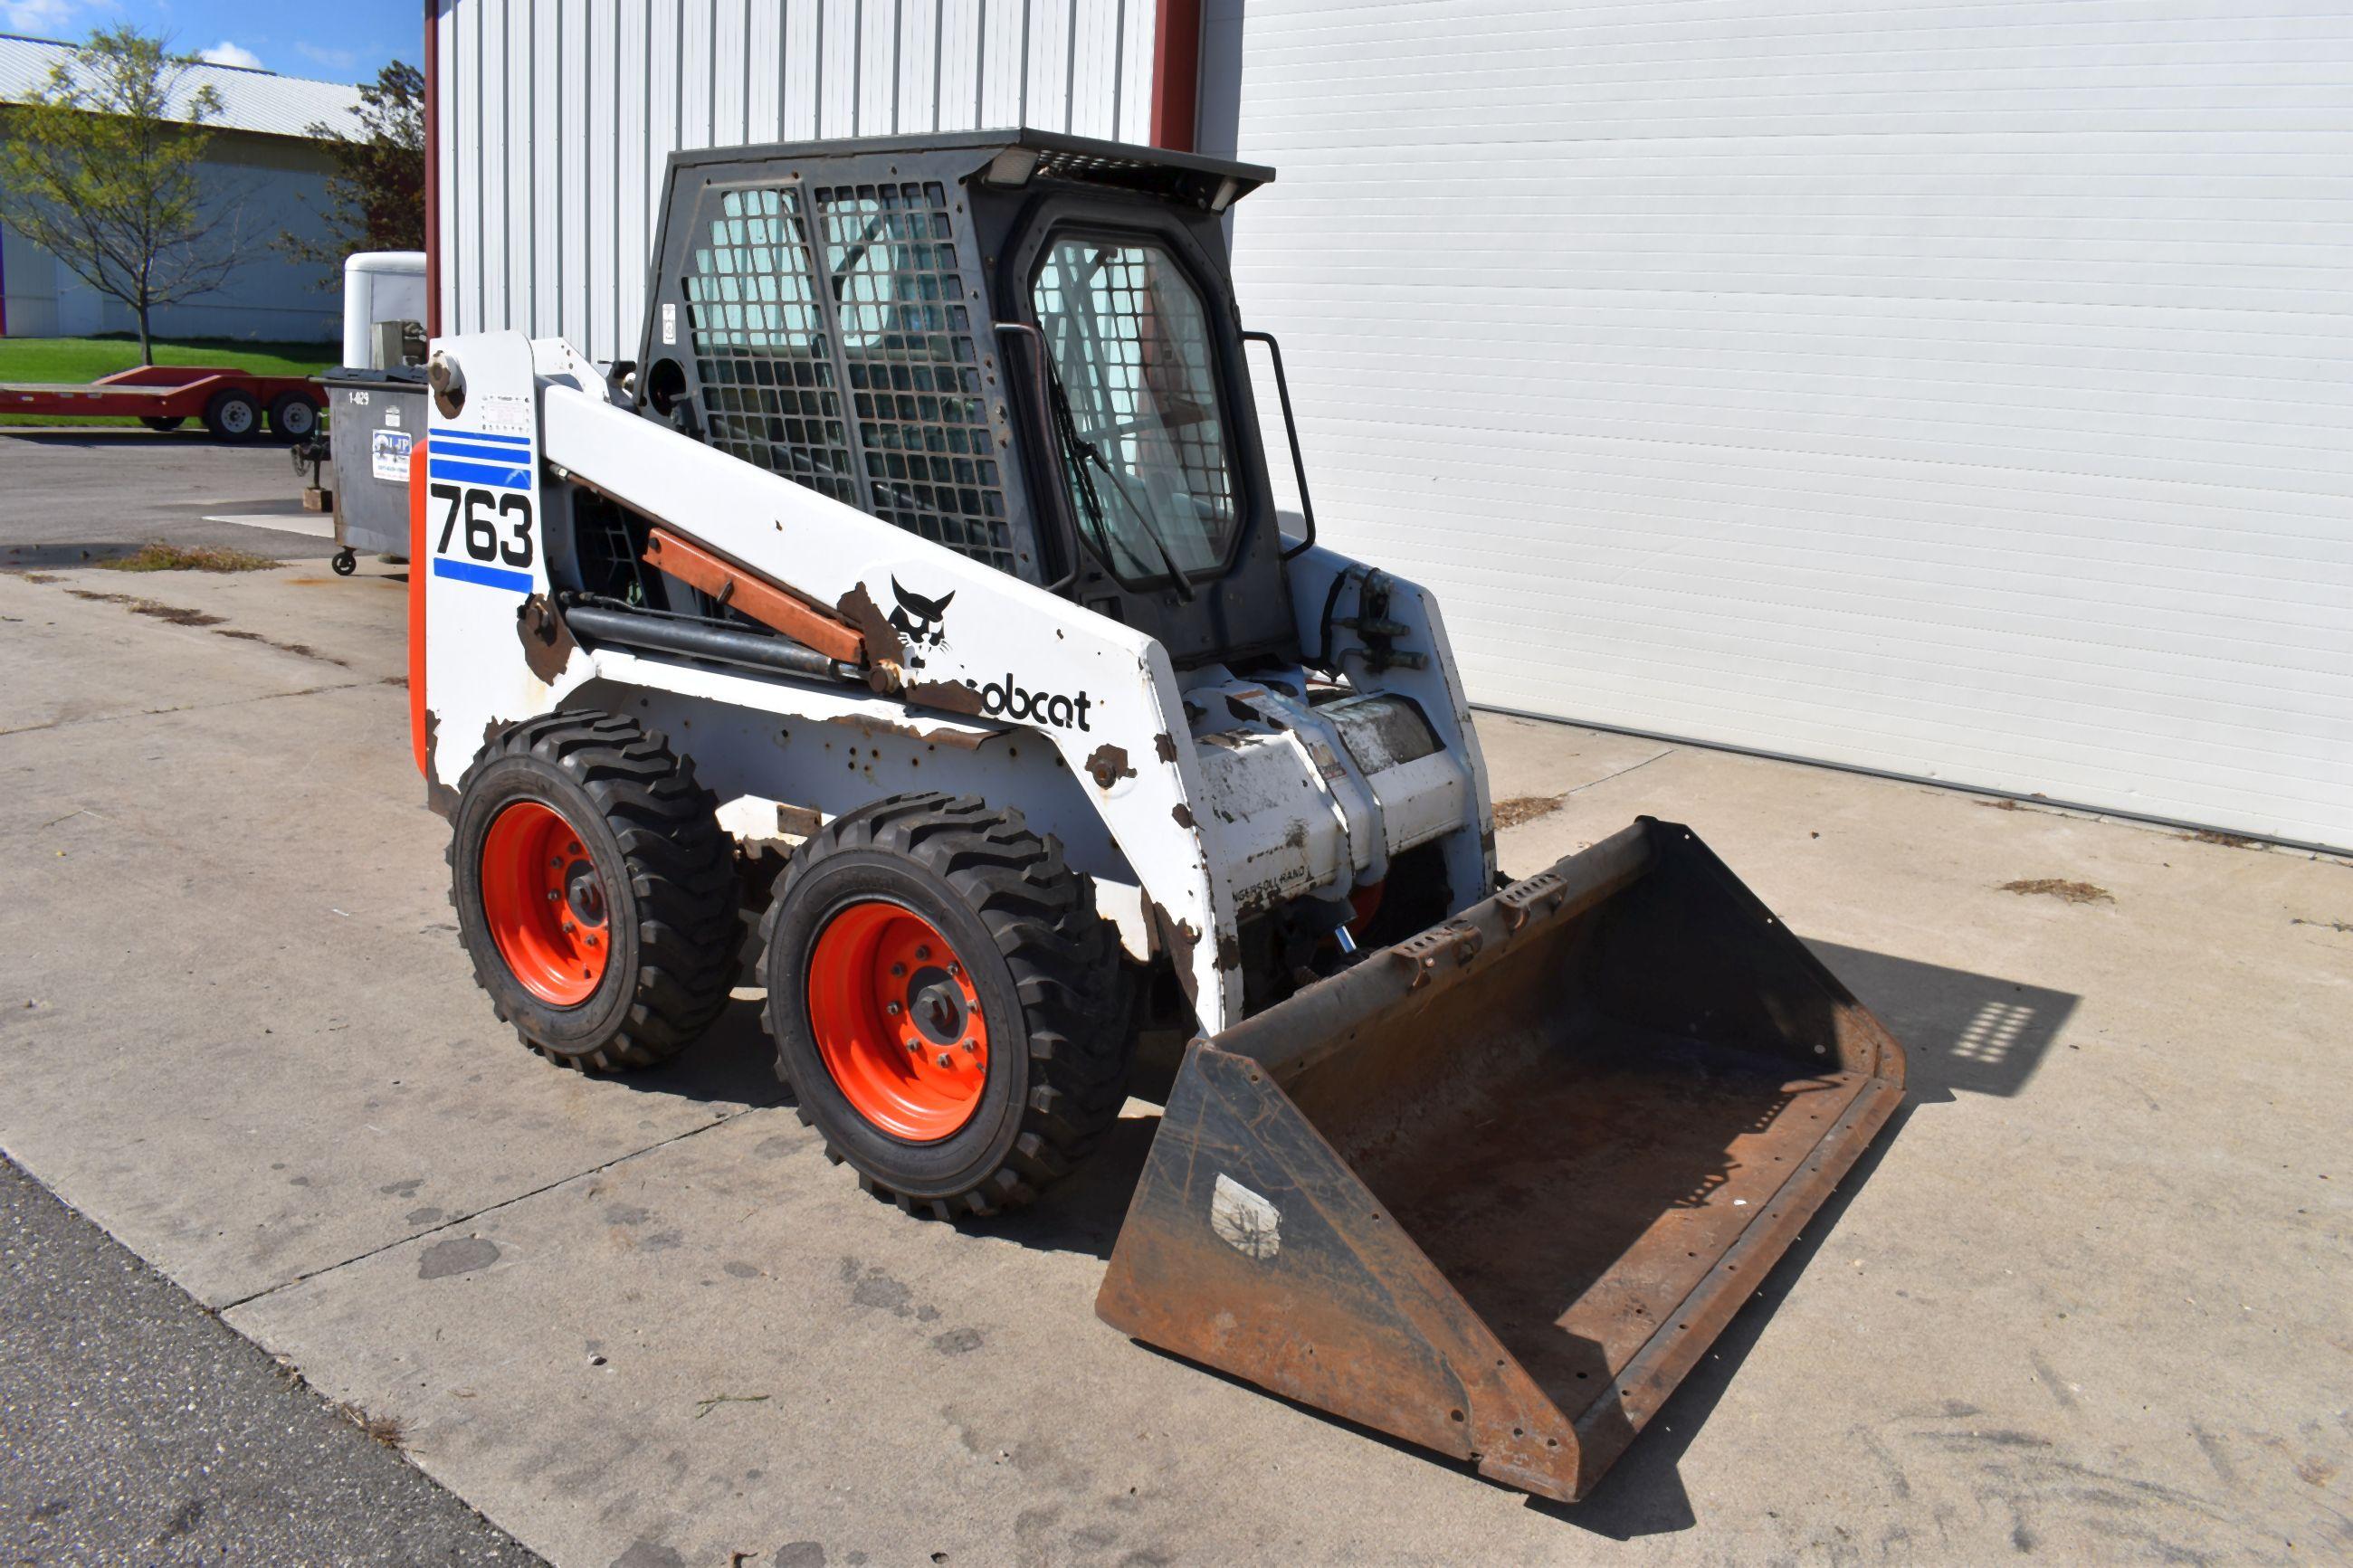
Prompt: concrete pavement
<box><xmin>1</xmin><ymin>530</ymin><xmax>2347</xmax><ymax>1563</ymax></box>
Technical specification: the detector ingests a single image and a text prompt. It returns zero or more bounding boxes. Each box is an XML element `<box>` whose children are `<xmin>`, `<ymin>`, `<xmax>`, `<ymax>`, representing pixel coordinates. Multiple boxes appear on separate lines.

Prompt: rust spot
<box><xmin>1154</xmin><ymin>731</ymin><xmax>1179</xmax><ymax>764</ymax></box>
<box><xmin>1085</xmin><ymin>743</ymin><xmax>1135</xmax><ymax>790</ymax></box>
<box><xmin>1215</xmin><ymin>932</ymin><xmax>1242</xmax><ymax>973</ymax></box>
<box><xmin>1172</xmin><ymin>803</ymin><xmax>1196</xmax><ymax>829</ymax></box>
<box><xmin>902</xmin><ymin>678</ymin><xmax>986</xmax><ymax>717</ymax></box>
<box><xmin>517</xmin><ymin>594</ymin><xmax>577</xmax><ymax>684</ymax></box>
<box><xmin>836</xmin><ymin>581</ymin><xmax>903</xmax><ymax>664</ymax></box>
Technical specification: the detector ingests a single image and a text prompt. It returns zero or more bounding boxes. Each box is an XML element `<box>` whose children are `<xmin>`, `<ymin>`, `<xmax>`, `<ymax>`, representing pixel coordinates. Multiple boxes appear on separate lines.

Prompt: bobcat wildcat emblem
<box><xmin>888</xmin><ymin>578</ymin><xmax>955</xmax><ymax>670</ymax></box>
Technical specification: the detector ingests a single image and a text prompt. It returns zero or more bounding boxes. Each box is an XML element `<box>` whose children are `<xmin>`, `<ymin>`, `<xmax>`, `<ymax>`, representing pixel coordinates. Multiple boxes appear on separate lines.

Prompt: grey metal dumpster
<box><xmin>321</xmin><ymin>366</ymin><xmax>428</xmax><ymax>575</ymax></box>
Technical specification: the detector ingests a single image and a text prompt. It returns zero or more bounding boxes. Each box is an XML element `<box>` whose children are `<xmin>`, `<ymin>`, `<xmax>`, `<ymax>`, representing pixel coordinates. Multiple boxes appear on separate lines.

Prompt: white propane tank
<box><xmin>340</xmin><ymin>252</ymin><xmax>427</xmax><ymax>370</ymax></box>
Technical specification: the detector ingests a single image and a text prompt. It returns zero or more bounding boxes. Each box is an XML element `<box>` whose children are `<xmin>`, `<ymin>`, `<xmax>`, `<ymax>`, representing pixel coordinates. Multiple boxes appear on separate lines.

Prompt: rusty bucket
<box><xmin>1095</xmin><ymin>818</ymin><xmax>1906</xmax><ymax>1501</ymax></box>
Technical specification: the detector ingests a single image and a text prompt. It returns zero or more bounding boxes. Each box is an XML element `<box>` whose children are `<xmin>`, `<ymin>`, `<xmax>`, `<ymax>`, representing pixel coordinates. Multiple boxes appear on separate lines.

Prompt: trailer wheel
<box><xmin>140</xmin><ymin>415</ymin><xmax>185</xmax><ymax>432</ymax></box>
<box><xmin>759</xmin><ymin>794</ymin><xmax>1129</xmax><ymax>1219</ymax></box>
<box><xmin>202</xmin><ymin>388</ymin><xmax>260</xmax><ymax>441</ymax></box>
<box><xmin>450</xmin><ymin>712</ymin><xmax>739</xmax><ymax>1071</ymax></box>
<box><xmin>267</xmin><ymin>394</ymin><xmax>318</xmax><ymax>440</ymax></box>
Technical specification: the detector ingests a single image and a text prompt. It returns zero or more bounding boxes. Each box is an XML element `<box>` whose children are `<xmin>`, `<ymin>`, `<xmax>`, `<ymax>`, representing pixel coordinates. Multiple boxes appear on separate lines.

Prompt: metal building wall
<box><xmin>432</xmin><ymin>0</ymin><xmax>1160</xmax><ymax>363</ymax></box>
<box><xmin>1218</xmin><ymin>0</ymin><xmax>2353</xmax><ymax>851</ymax></box>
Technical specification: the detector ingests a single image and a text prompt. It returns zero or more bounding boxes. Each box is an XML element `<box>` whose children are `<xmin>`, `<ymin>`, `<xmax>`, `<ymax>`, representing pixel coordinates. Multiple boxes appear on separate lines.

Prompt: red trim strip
<box><xmin>423</xmin><ymin>0</ymin><xmax>442</xmax><ymax>338</ymax></box>
<box><xmin>1149</xmin><ymin>0</ymin><xmax>1203</xmax><ymax>152</ymax></box>
<box><xmin>410</xmin><ymin>436</ymin><xmax>429</xmax><ymax>774</ymax></box>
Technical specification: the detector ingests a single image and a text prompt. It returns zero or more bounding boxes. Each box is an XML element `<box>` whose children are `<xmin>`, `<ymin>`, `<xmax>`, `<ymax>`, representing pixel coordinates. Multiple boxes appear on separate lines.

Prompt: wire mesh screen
<box><xmin>813</xmin><ymin>181</ymin><xmax>1015</xmax><ymax>572</ymax></box>
<box><xmin>683</xmin><ymin>186</ymin><xmax>861</xmax><ymax>508</ymax></box>
<box><xmin>1034</xmin><ymin>239</ymin><xmax>1238</xmax><ymax>581</ymax></box>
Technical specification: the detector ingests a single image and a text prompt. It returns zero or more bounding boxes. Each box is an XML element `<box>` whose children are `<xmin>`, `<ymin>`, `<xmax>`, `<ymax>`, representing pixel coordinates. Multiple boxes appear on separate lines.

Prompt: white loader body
<box><xmin>419</xmin><ymin>332</ymin><xmax>1491</xmax><ymax>1031</ymax></box>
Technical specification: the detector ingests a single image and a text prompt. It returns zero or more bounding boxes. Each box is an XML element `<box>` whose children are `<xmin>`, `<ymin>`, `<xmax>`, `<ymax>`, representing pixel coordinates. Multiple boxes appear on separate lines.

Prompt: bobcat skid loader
<box><xmin>413</xmin><ymin>130</ymin><xmax>1905</xmax><ymax>1502</ymax></box>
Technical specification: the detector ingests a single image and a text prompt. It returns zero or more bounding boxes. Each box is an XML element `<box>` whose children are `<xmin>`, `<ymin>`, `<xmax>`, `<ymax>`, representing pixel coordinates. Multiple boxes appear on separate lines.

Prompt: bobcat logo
<box><xmin>888</xmin><ymin>578</ymin><xmax>954</xmax><ymax>670</ymax></box>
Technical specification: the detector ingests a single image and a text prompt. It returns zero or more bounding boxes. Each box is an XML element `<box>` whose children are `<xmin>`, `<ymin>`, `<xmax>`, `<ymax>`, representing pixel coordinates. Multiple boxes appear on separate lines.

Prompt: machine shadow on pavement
<box><xmin>602</xmin><ymin>995</ymin><xmax>795</xmax><ymax>1112</ymax></box>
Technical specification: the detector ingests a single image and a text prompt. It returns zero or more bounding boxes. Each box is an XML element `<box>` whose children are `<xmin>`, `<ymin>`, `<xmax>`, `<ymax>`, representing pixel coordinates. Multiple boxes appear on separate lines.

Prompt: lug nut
<box><xmin>947</xmin><ymin>962</ymin><xmax>960</xmax><ymax>977</ymax></box>
<box><xmin>890</xmin><ymin>963</ymin><xmax>905</xmax><ymax>977</ymax></box>
<box><xmin>561</xmin><ymin>920</ymin><xmax>576</xmax><ymax>934</ymax></box>
<box><xmin>962</xmin><ymin>1039</ymin><xmax>978</xmax><ymax>1054</ymax></box>
<box><xmin>885</xmin><ymin>1001</ymin><xmax>902</xmax><ymax>1016</ymax></box>
<box><xmin>915</xmin><ymin>946</ymin><xmax>931</xmax><ymax>961</ymax></box>
<box><xmin>935</xmin><ymin>1053</ymin><xmax>954</xmax><ymax>1069</ymax></box>
<box><xmin>567</xmin><ymin>841</ymin><xmax>582</xmax><ymax>854</ymax></box>
<box><xmin>548</xmin><ymin>889</ymin><xmax>561</xmax><ymax>901</ymax></box>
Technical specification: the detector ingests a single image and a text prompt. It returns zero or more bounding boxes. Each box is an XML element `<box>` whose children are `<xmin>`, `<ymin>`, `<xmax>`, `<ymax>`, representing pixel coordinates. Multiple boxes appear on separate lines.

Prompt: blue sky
<box><xmin>1</xmin><ymin>0</ymin><xmax>421</xmax><ymax>84</ymax></box>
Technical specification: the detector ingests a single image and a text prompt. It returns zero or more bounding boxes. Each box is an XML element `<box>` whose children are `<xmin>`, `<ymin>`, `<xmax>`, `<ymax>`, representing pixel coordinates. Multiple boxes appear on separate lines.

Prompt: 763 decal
<box><xmin>430</xmin><ymin>482</ymin><xmax>535</xmax><ymax>569</ymax></box>
<box><xmin>424</xmin><ymin>428</ymin><xmax>538</xmax><ymax>592</ymax></box>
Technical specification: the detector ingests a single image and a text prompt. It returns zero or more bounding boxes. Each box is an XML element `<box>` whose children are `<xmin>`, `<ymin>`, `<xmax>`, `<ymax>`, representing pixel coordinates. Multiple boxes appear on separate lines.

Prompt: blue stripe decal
<box><xmin>431</xmin><ymin>432</ymin><xmax>533</xmax><ymax>454</ymax></box>
<box><xmin>430</xmin><ymin>442</ymin><xmax>534</xmax><ymax>466</ymax></box>
<box><xmin>432</xmin><ymin>556</ymin><xmax>534</xmax><ymax>593</ymax></box>
<box><xmin>433</xmin><ymin>429</ymin><xmax>533</xmax><ymax>447</ymax></box>
<box><xmin>427</xmin><ymin>456</ymin><xmax>531</xmax><ymax>489</ymax></box>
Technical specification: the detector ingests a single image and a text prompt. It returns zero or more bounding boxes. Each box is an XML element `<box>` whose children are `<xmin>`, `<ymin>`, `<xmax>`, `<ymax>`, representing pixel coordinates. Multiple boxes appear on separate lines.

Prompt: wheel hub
<box><xmin>807</xmin><ymin>902</ymin><xmax>989</xmax><ymax>1142</ymax></box>
<box><xmin>479</xmin><ymin>801</ymin><xmax>609</xmax><ymax>1006</ymax></box>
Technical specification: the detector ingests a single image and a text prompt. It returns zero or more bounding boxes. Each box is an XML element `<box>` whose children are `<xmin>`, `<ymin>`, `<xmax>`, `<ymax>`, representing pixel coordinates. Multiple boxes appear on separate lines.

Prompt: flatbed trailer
<box><xmin>0</xmin><ymin>365</ymin><xmax>323</xmax><ymax>441</ymax></box>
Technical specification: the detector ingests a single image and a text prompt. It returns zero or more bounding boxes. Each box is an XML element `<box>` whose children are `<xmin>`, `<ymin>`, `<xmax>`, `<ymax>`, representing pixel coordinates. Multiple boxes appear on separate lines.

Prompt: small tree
<box><xmin>278</xmin><ymin>60</ymin><xmax>424</xmax><ymax>274</ymax></box>
<box><xmin>0</xmin><ymin>27</ymin><xmax>247</xmax><ymax>364</ymax></box>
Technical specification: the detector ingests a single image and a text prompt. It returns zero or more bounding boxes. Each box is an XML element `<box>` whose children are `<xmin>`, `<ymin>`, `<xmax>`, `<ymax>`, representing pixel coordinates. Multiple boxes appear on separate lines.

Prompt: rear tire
<box><xmin>267</xmin><ymin>393</ymin><xmax>318</xmax><ymax>439</ymax></box>
<box><xmin>759</xmin><ymin>794</ymin><xmax>1129</xmax><ymax>1218</ymax></box>
<box><xmin>450</xmin><ymin>712</ymin><xmax>739</xmax><ymax>1070</ymax></box>
<box><xmin>202</xmin><ymin>388</ymin><xmax>259</xmax><ymax>441</ymax></box>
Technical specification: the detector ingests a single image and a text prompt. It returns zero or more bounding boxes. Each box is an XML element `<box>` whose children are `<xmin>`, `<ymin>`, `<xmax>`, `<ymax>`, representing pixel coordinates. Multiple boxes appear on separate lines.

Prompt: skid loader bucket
<box><xmin>1096</xmin><ymin>818</ymin><xmax>1906</xmax><ymax>1501</ymax></box>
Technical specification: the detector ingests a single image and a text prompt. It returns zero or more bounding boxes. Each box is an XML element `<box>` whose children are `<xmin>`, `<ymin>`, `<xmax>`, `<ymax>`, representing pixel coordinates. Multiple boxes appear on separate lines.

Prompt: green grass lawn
<box><xmin>0</xmin><ymin>334</ymin><xmax>335</xmax><ymax>426</ymax></box>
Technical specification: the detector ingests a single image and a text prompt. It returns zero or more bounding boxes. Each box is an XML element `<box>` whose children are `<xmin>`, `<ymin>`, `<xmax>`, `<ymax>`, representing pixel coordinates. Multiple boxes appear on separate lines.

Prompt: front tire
<box><xmin>451</xmin><ymin>712</ymin><xmax>739</xmax><ymax>1070</ymax></box>
<box><xmin>759</xmin><ymin>794</ymin><xmax>1129</xmax><ymax>1218</ymax></box>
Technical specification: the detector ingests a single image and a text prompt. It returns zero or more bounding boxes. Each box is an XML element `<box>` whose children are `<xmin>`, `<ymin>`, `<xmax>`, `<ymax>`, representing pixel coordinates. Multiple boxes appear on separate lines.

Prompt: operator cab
<box><xmin>629</xmin><ymin>129</ymin><xmax>1294</xmax><ymax>670</ymax></box>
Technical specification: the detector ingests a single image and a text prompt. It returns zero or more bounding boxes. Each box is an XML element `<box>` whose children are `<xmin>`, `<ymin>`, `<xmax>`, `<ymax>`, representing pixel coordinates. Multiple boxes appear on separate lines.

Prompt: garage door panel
<box><xmin>1226</xmin><ymin>0</ymin><xmax>2353</xmax><ymax>847</ymax></box>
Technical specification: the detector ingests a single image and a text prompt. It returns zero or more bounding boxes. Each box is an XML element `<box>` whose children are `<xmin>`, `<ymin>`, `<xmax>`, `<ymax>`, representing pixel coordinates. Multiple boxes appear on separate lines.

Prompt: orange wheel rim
<box><xmin>480</xmin><ymin>800</ymin><xmax>610</xmax><ymax>1006</ymax></box>
<box><xmin>806</xmin><ymin>900</ymin><xmax>989</xmax><ymax>1142</ymax></box>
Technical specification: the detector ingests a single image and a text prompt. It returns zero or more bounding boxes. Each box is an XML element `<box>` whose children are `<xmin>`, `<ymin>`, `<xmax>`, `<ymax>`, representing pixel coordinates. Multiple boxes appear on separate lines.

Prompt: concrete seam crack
<box><xmin>212</xmin><ymin>1108</ymin><xmax>753</xmax><ymax>1316</ymax></box>
<box><xmin>1566</xmin><ymin>747</ymin><xmax>1673</xmax><ymax>796</ymax></box>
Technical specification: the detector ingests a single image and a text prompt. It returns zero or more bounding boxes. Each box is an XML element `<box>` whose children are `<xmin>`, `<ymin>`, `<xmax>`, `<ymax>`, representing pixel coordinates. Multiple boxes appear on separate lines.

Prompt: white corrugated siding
<box><xmin>1221</xmin><ymin>0</ymin><xmax>2353</xmax><ymax>850</ymax></box>
<box><xmin>434</xmin><ymin>0</ymin><xmax>1158</xmax><ymax>363</ymax></box>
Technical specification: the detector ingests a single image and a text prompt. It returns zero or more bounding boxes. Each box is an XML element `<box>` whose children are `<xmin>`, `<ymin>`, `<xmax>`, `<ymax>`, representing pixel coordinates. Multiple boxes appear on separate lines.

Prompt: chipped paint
<box><xmin>1172</xmin><ymin>803</ymin><xmax>1196</xmax><ymax>829</ymax></box>
<box><xmin>843</xmin><ymin>713</ymin><xmax>990</xmax><ymax>750</ymax></box>
<box><xmin>901</xmin><ymin>678</ymin><xmax>987</xmax><ymax>717</ymax></box>
<box><xmin>420</xmin><ymin>709</ymin><xmax>458</xmax><ymax>818</ymax></box>
<box><xmin>1154</xmin><ymin>731</ymin><xmax>1179</xmax><ymax>764</ymax></box>
<box><xmin>516</xmin><ymin>594</ymin><xmax>577</xmax><ymax>684</ymax></box>
<box><xmin>836</xmin><ymin>581</ymin><xmax>902</xmax><ymax>663</ymax></box>
<box><xmin>1148</xmin><ymin>902</ymin><xmax>1205</xmax><ymax>1009</ymax></box>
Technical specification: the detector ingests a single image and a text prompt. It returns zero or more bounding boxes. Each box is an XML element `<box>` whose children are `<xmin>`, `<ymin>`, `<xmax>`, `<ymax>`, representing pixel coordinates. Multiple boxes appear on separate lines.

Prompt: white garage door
<box><xmin>1217</xmin><ymin>0</ymin><xmax>2353</xmax><ymax>850</ymax></box>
